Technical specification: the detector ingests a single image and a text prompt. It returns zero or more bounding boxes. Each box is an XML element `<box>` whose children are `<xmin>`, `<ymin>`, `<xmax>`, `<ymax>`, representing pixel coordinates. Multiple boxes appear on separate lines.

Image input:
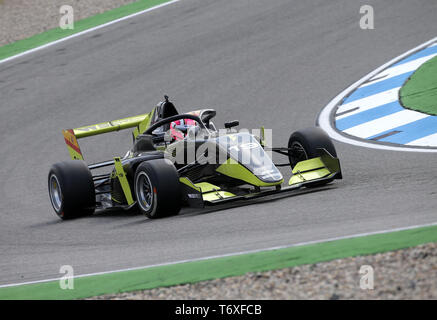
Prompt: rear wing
<box><xmin>62</xmin><ymin>111</ymin><xmax>154</xmax><ymax>160</ymax></box>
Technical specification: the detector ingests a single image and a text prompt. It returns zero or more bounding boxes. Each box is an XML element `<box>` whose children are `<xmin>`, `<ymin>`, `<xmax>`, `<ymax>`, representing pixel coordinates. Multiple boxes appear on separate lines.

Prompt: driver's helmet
<box><xmin>170</xmin><ymin>118</ymin><xmax>197</xmax><ymax>141</ymax></box>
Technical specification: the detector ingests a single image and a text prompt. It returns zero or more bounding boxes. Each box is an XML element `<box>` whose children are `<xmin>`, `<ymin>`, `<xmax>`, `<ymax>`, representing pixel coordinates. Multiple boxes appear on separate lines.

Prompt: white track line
<box><xmin>1</xmin><ymin>221</ymin><xmax>437</xmax><ymax>289</ymax></box>
<box><xmin>336</xmin><ymin>87</ymin><xmax>400</xmax><ymax>120</ymax></box>
<box><xmin>343</xmin><ymin>110</ymin><xmax>429</xmax><ymax>138</ymax></box>
<box><xmin>0</xmin><ymin>0</ymin><xmax>182</xmax><ymax>66</ymax></box>
<box><xmin>317</xmin><ymin>36</ymin><xmax>437</xmax><ymax>152</ymax></box>
<box><xmin>360</xmin><ymin>53</ymin><xmax>437</xmax><ymax>88</ymax></box>
<box><xmin>407</xmin><ymin>132</ymin><xmax>437</xmax><ymax>147</ymax></box>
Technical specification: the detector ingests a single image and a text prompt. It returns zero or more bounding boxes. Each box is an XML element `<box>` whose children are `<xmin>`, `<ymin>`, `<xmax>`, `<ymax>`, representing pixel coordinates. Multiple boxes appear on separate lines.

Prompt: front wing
<box><xmin>180</xmin><ymin>148</ymin><xmax>341</xmax><ymax>207</ymax></box>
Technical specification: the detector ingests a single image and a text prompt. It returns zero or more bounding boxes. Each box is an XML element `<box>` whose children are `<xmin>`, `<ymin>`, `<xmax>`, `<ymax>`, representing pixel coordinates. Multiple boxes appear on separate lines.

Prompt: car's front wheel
<box><xmin>288</xmin><ymin>127</ymin><xmax>337</xmax><ymax>168</ymax></box>
<box><xmin>288</xmin><ymin>127</ymin><xmax>338</xmax><ymax>188</ymax></box>
<box><xmin>134</xmin><ymin>159</ymin><xmax>181</xmax><ymax>219</ymax></box>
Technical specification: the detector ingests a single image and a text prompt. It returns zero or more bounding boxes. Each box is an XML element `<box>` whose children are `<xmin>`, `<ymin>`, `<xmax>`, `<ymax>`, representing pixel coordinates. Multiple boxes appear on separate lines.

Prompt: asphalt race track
<box><xmin>1</xmin><ymin>0</ymin><xmax>437</xmax><ymax>285</ymax></box>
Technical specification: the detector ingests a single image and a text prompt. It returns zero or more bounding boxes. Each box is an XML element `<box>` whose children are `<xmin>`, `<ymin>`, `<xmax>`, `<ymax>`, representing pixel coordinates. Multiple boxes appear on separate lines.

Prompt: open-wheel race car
<box><xmin>48</xmin><ymin>96</ymin><xmax>342</xmax><ymax>220</ymax></box>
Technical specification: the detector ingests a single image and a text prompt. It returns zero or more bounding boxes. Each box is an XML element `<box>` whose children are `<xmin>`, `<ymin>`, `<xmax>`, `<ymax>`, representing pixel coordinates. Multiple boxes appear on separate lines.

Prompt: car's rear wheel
<box><xmin>134</xmin><ymin>159</ymin><xmax>181</xmax><ymax>219</ymax></box>
<box><xmin>48</xmin><ymin>160</ymin><xmax>95</xmax><ymax>220</ymax></box>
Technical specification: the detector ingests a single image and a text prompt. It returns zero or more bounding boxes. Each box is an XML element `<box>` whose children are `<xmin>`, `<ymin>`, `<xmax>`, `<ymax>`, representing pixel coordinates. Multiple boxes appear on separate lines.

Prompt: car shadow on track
<box><xmin>116</xmin><ymin>184</ymin><xmax>338</xmax><ymax>228</ymax></box>
<box><xmin>28</xmin><ymin>209</ymin><xmax>144</xmax><ymax>228</ymax></box>
<box><xmin>39</xmin><ymin>184</ymin><xmax>338</xmax><ymax>227</ymax></box>
<box><xmin>177</xmin><ymin>184</ymin><xmax>337</xmax><ymax>218</ymax></box>
<box><xmin>90</xmin><ymin>208</ymin><xmax>141</xmax><ymax>218</ymax></box>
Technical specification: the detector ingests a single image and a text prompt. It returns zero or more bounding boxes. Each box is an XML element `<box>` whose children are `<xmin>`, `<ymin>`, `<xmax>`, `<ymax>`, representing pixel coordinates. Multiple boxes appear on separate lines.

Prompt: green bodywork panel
<box><xmin>113</xmin><ymin>157</ymin><xmax>134</xmax><ymax>205</ymax></box>
<box><xmin>73</xmin><ymin>113</ymin><xmax>150</xmax><ymax>139</ymax></box>
<box><xmin>66</xmin><ymin>109</ymin><xmax>155</xmax><ymax>161</ymax></box>
<box><xmin>181</xmin><ymin>149</ymin><xmax>341</xmax><ymax>206</ymax></box>
<box><xmin>288</xmin><ymin>152</ymin><xmax>341</xmax><ymax>186</ymax></box>
<box><xmin>202</xmin><ymin>191</ymin><xmax>236</xmax><ymax>202</ymax></box>
<box><xmin>195</xmin><ymin>182</ymin><xmax>236</xmax><ymax>201</ymax></box>
<box><xmin>179</xmin><ymin>178</ymin><xmax>236</xmax><ymax>203</ymax></box>
<box><xmin>71</xmin><ymin>109</ymin><xmax>154</xmax><ymax>140</ymax></box>
<box><xmin>133</xmin><ymin>109</ymin><xmax>154</xmax><ymax>139</ymax></box>
<box><xmin>196</xmin><ymin>182</ymin><xmax>221</xmax><ymax>193</ymax></box>
<box><xmin>179</xmin><ymin>177</ymin><xmax>201</xmax><ymax>192</ymax></box>
<box><xmin>289</xmin><ymin>167</ymin><xmax>331</xmax><ymax>185</ymax></box>
<box><xmin>216</xmin><ymin>158</ymin><xmax>283</xmax><ymax>187</ymax></box>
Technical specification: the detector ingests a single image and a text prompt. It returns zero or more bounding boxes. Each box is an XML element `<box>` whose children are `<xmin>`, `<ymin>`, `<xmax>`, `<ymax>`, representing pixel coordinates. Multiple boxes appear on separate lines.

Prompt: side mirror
<box><xmin>224</xmin><ymin>120</ymin><xmax>239</xmax><ymax>129</ymax></box>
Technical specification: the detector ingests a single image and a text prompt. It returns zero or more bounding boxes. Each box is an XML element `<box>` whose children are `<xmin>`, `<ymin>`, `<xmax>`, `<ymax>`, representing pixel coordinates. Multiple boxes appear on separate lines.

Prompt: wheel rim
<box><xmin>49</xmin><ymin>174</ymin><xmax>62</xmax><ymax>212</ymax></box>
<box><xmin>290</xmin><ymin>141</ymin><xmax>308</xmax><ymax>167</ymax></box>
<box><xmin>136</xmin><ymin>172</ymin><xmax>154</xmax><ymax>212</ymax></box>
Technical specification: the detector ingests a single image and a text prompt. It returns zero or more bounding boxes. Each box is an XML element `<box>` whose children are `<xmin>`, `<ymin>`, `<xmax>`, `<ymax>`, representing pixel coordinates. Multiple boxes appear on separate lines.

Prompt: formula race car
<box><xmin>48</xmin><ymin>96</ymin><xmax>342</xmax><ymax>220</ymax></box>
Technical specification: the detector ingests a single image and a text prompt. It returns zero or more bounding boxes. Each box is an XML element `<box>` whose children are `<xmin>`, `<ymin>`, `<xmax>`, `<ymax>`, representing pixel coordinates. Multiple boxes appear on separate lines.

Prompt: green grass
<box><xmin>0</xmin><ymin>0</ymin><xmax>174</xmax><ymax>61</ymax></box>
<box><xmin>400</xmin><ymin>55</ymin><xmax>437</xmax><ymax>115</ymax></box>
<box><xmin>1</xmin><ymin>224</ymin><xmax>436</xmax><ymax>300</ymax></box>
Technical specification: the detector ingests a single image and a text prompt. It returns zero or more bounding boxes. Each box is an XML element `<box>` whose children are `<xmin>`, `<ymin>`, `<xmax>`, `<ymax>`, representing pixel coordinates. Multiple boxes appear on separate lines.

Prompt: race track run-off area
<box><xmin>319</xmin><ymin>38</ymin><xmax>437</xmax><ymax>151</ymax></box>
<box><xmin>1</xmin><ymin>0</ymin><xmax>437</xmax><ymax>293</ymax></box>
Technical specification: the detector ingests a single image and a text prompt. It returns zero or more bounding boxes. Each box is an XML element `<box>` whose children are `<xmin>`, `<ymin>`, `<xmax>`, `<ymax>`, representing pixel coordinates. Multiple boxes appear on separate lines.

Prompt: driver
<box><xmin>170</xmin><ymin>118</ymin><xmax>197</xmax><ymax>141</ymax></box>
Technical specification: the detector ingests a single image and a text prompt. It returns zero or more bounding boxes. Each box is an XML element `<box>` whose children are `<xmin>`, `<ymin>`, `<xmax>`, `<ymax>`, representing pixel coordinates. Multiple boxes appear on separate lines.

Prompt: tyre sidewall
<box><xmin>134</xmin><ymin>169</ymin><xmax>158</xmax><ymax>218</ymax></box>
<box><xmin>134</xmin><ymin>159</ymin><xmax>181</xmax><ymax>219</ymax></box>
<box><xmin>288</xmin><ymin>127</ymin><xmax>337</xmax><ymax>167</ymax></box>
<box><xmin>48</xmin><ymin>161</ymin><xmax>95</xmax><ymax>219</ymax></box>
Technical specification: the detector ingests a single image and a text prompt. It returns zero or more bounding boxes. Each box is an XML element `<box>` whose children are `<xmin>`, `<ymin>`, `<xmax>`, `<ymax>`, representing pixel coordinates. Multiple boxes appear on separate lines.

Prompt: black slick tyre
<box><xmin>48</xmin><ymin>160</ymin><xmax>95</xmax><ymax>220</ymax></box>
<box><xmin>134</xmin><ymin>159</ymin><xmax>181</xmax><ymax>219</ymax></box>
<box><xmin>288</xmin><ymin>127</ymin><xmax>337</xmax><ymax>188</ymax></box>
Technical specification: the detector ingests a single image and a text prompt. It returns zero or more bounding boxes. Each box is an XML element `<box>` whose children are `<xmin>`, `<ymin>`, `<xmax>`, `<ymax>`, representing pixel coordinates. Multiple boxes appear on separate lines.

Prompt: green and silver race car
<box><xmin>48</xmin><ymin>96</ymin><xmax>342</xmax><ymax>220</ymax></box>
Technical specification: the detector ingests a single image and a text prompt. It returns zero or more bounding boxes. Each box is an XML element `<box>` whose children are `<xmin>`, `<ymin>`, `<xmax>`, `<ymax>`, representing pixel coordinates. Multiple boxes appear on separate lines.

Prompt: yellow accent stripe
<box><xmin>202</xmin><ymin>191</ymin><xmax>235</xmax><ymax>201</ymax></box>
<box><xmin>179</xmin><ymin>178</ymin><xmax>236</xmax><ymax>202</ymax></box>
<box><xmin>195</xmin><ymin>182</ymin><xmax>221</xmax><ymax>193</ymax></box>
<box><xmin>114</xmin><ymin>157</ymin><xmax>134</xmax><ymax>205</ymax></box>
<box><xmin>73</xmin><ymin>113</ymin><xmax>150</xmax><ymax>139</ymax></box>
<box><xmin>289</xmin><ymin>168</ymin><xmax>331</xmax><ymax>185</ymax></box>
<box><xmin>137</xmin><ymin>111</ymin><xmax>154</xmax><ymax>136</ymax></box>
<box><xmin>292</xmin><ymin>157</ymin><xmax>326</xmax><ymax>174</ymax></box>
<box><xmin>288</xmin><ymin>153</ymin><xmax>341</xmax><ymax>186</ymax></box>
<box><xmin>179</xmin><ymin>177</ymin><xmax>201</xmax><ymax>192</ymax></box>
